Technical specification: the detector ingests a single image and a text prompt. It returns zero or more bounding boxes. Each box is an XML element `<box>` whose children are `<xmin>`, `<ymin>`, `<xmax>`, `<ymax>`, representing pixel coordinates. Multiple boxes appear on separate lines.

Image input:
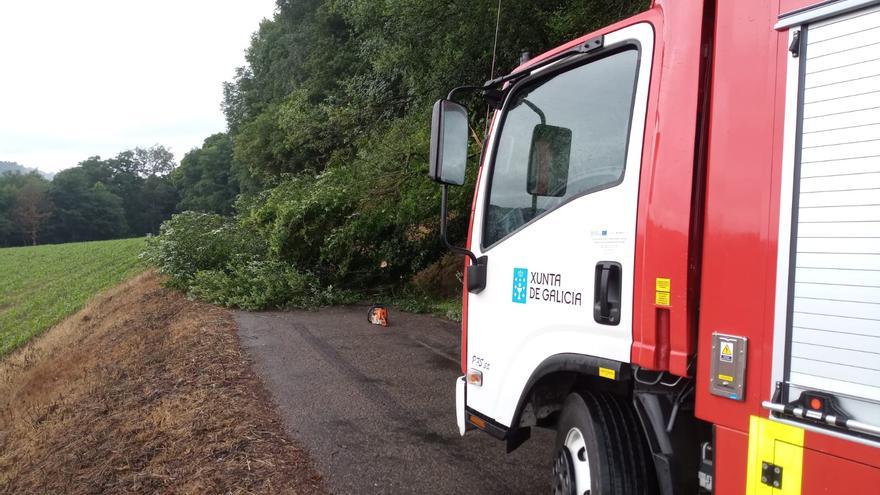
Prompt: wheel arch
<box><xmin>504</xmin><ymin>356</ymin><xmax>706</xmax><ymax>495</ymax></box>
<box><xmin>509</xmin><ymin>353</ymin><xmax>632</xmax><ymax>437</ymax></box>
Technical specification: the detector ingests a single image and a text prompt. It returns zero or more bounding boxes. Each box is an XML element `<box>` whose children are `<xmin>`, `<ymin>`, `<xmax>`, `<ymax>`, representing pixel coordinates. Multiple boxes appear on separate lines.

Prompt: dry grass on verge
<box><xmin>0</xmin><ymin>271</ymin><xmax>325</xmax><ymax>494</ymax></box>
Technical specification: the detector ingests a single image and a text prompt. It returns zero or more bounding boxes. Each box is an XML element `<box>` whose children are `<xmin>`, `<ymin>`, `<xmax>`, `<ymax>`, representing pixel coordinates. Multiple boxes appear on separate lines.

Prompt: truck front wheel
<box><xmin>551</xmin><ymin>391</ymin><xmax>655</xmax><ymax>495</ymax></box>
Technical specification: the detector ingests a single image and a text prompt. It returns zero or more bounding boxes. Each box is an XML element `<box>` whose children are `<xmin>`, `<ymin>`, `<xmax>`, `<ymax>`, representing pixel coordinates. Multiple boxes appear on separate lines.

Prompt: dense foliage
<box><xmin>143</xmin><ymin>212</ymin><xmax>352</xmax><ymax>309</ymax></box>
<box><xmin>0</xmin><ymin>146</ymin><xmax>179</xmax><ymax>246</ymax></box>
<box><xmin>139</xmin><ymin>0</ymin><xmax>648</xmax><ymax>308</ymax></box>
<box><xmin>172</xmin><ymin>133</ymin><xmax>245</xmax><ymax>215</ymax></box>
<box><xmin>1</xmin><ymin>134</ymin><xmax>255</xmax><ymax>247</ymax></box>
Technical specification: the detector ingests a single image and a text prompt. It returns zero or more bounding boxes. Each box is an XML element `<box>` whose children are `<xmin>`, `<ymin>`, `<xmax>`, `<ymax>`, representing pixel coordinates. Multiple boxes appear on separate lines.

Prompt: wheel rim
<box><xmin>553</xmin><ymin>427</ymin><xmax>591</xmax><ymax>495</ymax></box>
<box><xmin>552</xmin><ymin>442</ymin><xmax>575</xmax><ymax>495</ymax></box>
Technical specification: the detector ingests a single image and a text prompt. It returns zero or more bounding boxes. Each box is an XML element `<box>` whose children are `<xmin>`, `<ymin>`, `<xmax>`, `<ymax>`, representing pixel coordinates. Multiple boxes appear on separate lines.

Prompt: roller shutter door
<box><xmin>786</xmin><ymin>4</ymin><xmax>880</xmax><ymax>424</ymax></box>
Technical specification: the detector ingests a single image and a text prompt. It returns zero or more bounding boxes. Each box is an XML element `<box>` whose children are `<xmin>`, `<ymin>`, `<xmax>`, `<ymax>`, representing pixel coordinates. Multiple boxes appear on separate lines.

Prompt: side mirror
<box><xmin>527</xmin><ymin>124</ymin><xmax>572</xmax><ymax>197</ymax></box>
<box><xmin>429</xmin><ymin>96</ymin><xmax>485</xmax><ymax>293</ymax></box>
<box><xmin>429</xmin><ymin>99</ymin><xmax>469</xmax><ymax>186</ymax></box>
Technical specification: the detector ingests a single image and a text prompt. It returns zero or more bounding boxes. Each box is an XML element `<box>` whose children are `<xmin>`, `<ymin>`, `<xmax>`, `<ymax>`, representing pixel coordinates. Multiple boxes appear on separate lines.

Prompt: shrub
<box><xmin>143</xmin><ymin>211</ymin><xmax>354</xmax><ymax>309</ymax></box>
<box><xmin>142</xmin><ymin>211</ymin><xmax>264</xmax><ymax>289</ymax></box>
<box><xmin>188</xmin><ymin>260</ymin><xmax>353</xmax><ymax>310</ymax></box>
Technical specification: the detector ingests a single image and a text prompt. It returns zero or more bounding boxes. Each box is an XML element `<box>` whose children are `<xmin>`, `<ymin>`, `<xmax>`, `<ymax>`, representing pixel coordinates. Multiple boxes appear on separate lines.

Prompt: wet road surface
<box><xmin>235</xmin><ymin>307</ymin><xmax>554</xmax><ymax>494</ymax></box>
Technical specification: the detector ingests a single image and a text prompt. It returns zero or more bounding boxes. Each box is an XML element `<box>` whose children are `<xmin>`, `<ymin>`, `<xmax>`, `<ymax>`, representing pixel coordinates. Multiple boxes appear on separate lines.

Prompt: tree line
<box><xmin>0</xmin><ymin>138</ymin><xmax>243</xmax><ymax>247</ymax></box>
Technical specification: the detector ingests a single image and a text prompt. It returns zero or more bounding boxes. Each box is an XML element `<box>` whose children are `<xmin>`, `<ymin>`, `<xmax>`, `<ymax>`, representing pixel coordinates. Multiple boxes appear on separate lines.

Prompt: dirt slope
<box><xmin>0</xmin><ymin>271</ymin><xmax>324</xmax><ymax>494</ymax></box>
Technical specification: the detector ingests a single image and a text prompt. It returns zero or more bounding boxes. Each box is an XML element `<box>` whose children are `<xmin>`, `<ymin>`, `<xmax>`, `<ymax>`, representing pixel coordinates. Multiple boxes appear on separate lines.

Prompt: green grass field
<box><xmin>0</xmin><ymin>238</ymin><xmax>147</xmax><ymax>356</ymax></box>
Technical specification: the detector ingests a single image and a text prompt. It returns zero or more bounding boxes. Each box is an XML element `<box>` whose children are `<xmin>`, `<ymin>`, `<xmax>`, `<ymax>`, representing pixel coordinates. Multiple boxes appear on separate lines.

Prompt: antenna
<box><xmin>489</xmin><ymin>0</ymin><xmax>502</xmax><ymax>80</ymax></box>
<box><xmin>485</xmin><ymin>0</ymin><xmax>502</xmax><ymax>137</ymax></box>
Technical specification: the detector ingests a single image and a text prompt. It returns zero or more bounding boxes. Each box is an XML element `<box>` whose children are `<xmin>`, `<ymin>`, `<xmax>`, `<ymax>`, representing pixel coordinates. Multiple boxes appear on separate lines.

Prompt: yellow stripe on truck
<box><xmin>745</xmin><ymin>416</ymin><xmax>805</xmax><ymax>495</ymax></box>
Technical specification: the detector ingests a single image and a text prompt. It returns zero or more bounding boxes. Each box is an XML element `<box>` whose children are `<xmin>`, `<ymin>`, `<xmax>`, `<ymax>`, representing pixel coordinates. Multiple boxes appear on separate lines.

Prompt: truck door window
<box><xmin>483</xmin><ymin>48</ymin><xmax>639</xmax><ymax>248</ymax></box>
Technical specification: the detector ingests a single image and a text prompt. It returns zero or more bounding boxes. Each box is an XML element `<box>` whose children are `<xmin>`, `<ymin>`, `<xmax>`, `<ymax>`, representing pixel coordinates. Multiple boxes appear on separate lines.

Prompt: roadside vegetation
<box><xmin>142</xmin><ymin>0</ymin><xmax>648</xmax><ymax>312</ymax></box>
<box><xmin>0</xmin><ymin>237</ymin><xmax>146</xmax><ymax>356</ymax></box>
<box><xmin>0</xmin><ymin>272</ymin><xmax>324</xmax><ymax>494</ymax></box>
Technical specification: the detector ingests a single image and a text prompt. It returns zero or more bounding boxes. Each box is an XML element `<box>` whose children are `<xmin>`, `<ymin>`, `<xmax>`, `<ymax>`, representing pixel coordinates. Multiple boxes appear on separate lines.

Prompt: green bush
<box><xmin>188</xmin><ymin>260</ymin><xmax>353</xmax><ymax>310</ymax></box>
<box><xmin>143</xmin><ymin>211</ymin><xmax>351</xmax><ymax>309</ymax></box>
<box><xmin>142</xmin><ymin>211</ymin><xmax>263</xmax><ymax>289</ymax></box>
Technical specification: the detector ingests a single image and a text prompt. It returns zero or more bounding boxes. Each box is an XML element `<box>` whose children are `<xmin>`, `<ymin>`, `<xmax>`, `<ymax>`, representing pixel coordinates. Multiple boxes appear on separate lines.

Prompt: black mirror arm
<box><xmin>447</xmin><ymin>85</ymin><xmax>485</xmax><ymax>102</ymax></box>
<box><xmin>447</xmin><ymin>86</ymin><xmax>504</xmax><ymax>110</ymax></box>
<box><xmin>521</xmin><ymin>99</ymin><xmax>546</xmax><ymax>125</ymax></box>
<box><xmin>440</xmin><ymin>184</ymin><xmax>479</xmax><ymax>265</ymax></box>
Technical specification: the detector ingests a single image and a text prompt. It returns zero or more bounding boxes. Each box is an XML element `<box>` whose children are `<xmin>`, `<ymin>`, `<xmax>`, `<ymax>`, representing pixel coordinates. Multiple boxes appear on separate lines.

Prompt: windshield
<box><xmin>482</xmin><ymin>48</ymin><xmax>639</xmax><ymax>248</ymax></box>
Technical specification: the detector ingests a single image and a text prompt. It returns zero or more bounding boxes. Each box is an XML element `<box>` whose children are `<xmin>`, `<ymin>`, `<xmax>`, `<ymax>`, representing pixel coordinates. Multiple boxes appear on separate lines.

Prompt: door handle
<box><xmin>594</xmin><ymin>261</ymin><xmax>622</xmax><ymax>325</ymax></box>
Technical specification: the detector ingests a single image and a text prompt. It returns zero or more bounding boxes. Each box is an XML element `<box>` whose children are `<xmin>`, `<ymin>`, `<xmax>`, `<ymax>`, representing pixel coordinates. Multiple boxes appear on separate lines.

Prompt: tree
<box><xmin>54</xmin><ymin>147</ymin><xmax>180</xmax><ymax>238</ymax></box>
<box><xmin>85</xmin><ymin>182</ymin><xmax>129</xmax><ymax>239</ymax></box>
<box><xmin>139</xmin><ymin>175</ymin><xmax>179</xmax><ymax>233</ymax></box>
<box><xmin>0</xmin><ymin>173</ymin><xmax>23</xmax><ymax>246</ymax></box>
<box><xmin>0</xmin><ymin>172</ymin><xmax>52</xmax><ymax>246</ymax></box>
<box><xmin>12</xmin><ymin>179</ymin><xmax>52</xmax><ymax>245</ymax></box>
<box><xmin>134</xmin><ymin>145</ymin><xmax>176</xmax><ymax>177</ymax></box>
<box><xmin>106</xmin><ymin>145</ymin><xmax>175</xmax><ymax>179</ymax></box>
<box><xmin>48</xmin><ymin>166</ymin><xmax>128</xmax><ymax>242</ymax></box>
<box><xmin>173</xmin><ymin>133</ymin><xmax>240</xmax><ymax>215</ymax></box>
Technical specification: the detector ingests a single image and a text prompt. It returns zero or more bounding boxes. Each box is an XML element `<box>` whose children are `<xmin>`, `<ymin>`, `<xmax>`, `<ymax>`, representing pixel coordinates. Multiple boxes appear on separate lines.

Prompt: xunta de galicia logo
<box><xmin>511</xmin><ymin>266</ymin><xmax>583</xmax><ymax>306</ymax></box>
<box><xmin>512</xmin><ymin>268</ymin><xmax>528</xmax><ymax>303</ymax></box>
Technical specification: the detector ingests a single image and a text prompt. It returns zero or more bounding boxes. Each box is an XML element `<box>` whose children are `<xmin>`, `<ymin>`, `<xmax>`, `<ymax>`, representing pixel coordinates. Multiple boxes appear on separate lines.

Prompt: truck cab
<box><xmin>429</xmin><ymin>1</ymin><xmax>880</xmax><ymax>494</ymax></box>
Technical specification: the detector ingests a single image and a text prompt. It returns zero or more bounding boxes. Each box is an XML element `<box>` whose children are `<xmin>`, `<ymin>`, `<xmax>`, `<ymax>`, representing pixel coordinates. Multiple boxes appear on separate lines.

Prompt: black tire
<box><xmin>551</xmin><ymin>391</ymin><xmax>657</xmax><ymax>495</ymax></box>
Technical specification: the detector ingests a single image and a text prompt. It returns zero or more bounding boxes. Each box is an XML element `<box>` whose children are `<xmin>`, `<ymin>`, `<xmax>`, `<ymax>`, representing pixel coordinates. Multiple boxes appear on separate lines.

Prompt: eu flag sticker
<box><xmin>512</xmin><ymin>268</ymin><xmax>528</xmax><ymax>304</ymax></box>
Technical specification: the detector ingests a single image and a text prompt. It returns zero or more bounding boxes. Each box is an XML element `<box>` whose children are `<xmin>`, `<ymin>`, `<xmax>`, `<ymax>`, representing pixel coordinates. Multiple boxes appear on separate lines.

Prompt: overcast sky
<box><xmin>0</xmin><ymin>0</ymin><xmax>277</xmax><ymax>173</ymax></box>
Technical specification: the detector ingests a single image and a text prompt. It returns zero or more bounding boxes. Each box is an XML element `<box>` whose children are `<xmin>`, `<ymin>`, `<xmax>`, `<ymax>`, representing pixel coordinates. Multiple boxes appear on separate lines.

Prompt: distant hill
<box><xmin>0</xmin><ymin>161</ymin><xmax>53</xmax><ymax>180</ymax></box>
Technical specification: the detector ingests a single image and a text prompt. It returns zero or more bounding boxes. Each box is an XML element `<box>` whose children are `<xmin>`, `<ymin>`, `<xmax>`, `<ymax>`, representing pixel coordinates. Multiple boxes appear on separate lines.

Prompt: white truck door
<box><xmin>464</xmin><ymin>23</ymin><xmax>654</xmax><ymax>425</ymax></box>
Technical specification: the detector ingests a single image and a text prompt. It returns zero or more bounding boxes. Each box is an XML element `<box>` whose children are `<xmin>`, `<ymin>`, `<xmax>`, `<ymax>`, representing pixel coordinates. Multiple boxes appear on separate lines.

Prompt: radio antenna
<box><xmin>490</xmin><ymin>0</ymin><xmax>501</xmax><ymax>80</ymax></box>
<box><xmin>485</xmin><ymin>0</ymin><xmax>502</xmax><ymax>137</ymax></box>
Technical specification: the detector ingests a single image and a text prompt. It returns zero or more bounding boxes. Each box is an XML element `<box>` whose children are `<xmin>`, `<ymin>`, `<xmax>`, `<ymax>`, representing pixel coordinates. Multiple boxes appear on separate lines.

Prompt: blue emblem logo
<box><xmin>512</xmin><ymin>267</ymin><xmax>528</xmax><ymax>304</ymax></box>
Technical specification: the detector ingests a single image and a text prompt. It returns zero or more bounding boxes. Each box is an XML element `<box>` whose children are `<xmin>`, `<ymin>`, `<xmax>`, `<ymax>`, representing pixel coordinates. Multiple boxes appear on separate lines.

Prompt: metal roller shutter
<box><xmin>786</xmin><ymin>4</ymin><xmax>880</xmax><ymax>420</ymax></box>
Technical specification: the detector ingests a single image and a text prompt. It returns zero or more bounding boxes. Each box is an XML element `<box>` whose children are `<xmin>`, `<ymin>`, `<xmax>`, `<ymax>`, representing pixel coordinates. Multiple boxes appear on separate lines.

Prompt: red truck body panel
<box><xmin>629</xmin><ymin>0</ymin><xmax>709</xmax><ymax>377</ymax></box>
<box><xmin>698</xmin><ymin>0</ymin><xmax>880</xmax><ymax>487</ymax></box>
<box><xmin>696</xmin><ymin>0</ymin><xmax>786</xmax><ymax>433</ymax></box>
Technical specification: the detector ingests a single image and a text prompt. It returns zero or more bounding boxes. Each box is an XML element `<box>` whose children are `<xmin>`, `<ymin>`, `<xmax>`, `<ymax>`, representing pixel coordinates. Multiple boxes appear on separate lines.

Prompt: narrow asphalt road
<box><xmin>235</xmin><ymin>307</ymin><xmax>553</xmax><ymax>494</ymax></box>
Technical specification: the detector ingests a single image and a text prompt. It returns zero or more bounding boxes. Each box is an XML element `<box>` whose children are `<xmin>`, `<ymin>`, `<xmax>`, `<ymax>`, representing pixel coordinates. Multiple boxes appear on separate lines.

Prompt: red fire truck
<box><xmin>428</xmin><ymin>0</ymin><xmax>880</xmax><ymax>493</ymax></box>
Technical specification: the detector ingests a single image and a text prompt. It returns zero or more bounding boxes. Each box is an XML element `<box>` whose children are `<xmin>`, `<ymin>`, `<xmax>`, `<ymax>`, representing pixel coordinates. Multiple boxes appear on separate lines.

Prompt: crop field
<box><xmin>0</xmin><ymin>237</ymin><xmax>147</xmax><ymax>356</ymax></box>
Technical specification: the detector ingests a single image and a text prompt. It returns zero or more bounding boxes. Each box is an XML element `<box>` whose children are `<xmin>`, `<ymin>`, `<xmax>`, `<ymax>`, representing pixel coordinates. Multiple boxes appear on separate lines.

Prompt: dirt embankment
<box><xmin>0</xmin><ymin>271</ymin><xmax>325</xmax><ymax>494</ymax></box>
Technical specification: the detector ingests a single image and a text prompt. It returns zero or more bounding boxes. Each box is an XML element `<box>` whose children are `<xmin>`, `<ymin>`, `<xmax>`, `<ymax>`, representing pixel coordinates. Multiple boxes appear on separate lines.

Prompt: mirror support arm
<box><xmin>447</xmin><ymin>85</ymin><xmax>484</xmax><ymax>102</ymax></box>
<box><xmin>522</xmin><ymin>99</ymin><xmax>546</xmax><ymax>125</ymax></box>
<box><xmin>440</xmin><ymin>184</ymin><xmax>477</xmax><ymax>264</ymax></box>
<box><xmin>447</xmin><ymin>86</ymin><xmax>504</xmax><ymax>110</ymax></box>
<box><xmin>434</xmin><ymin>90</ymin><xmax>491</xmax><ymax>293</ymax></box>
<box><xmin>440</xmin><ymin>184</ymin><xmax>487</xmax><ymax>294</ymax></box>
